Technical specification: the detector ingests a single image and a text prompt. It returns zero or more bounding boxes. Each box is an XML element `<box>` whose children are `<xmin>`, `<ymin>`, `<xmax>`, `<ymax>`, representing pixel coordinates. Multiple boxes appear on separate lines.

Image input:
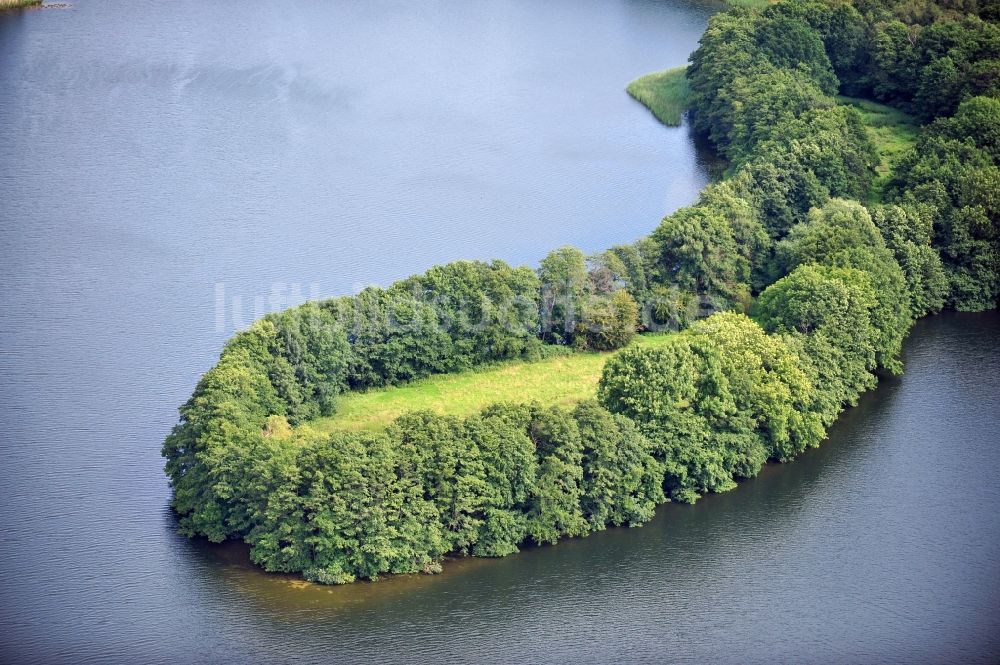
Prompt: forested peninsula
<box><xmin>164</xmin><ymin>0</ymin><xmax>1000</xmax><ymax>585</ymax></box>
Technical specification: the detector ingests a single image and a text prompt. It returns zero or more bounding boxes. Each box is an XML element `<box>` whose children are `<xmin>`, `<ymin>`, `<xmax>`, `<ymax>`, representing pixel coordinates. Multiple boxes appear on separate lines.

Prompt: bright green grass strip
<box><xmin>0</xmin><ymin>0</ymin><xmax>42</xmax><ymax>8</ymax></box>
<box><xmin>626</xmin><ymin>66</ymin><xmax>691</xmax><ymax>127</ymax></box>
<box><xmin>837</xmin><ymin>95</ymin><xmax>919</xmax><ymax>203</ymax></box>
<box><xmin>724</xmin><ymin>0</ymin><xmax>777</xmax><ymax>7</ymax></box>
<box><xmin>304</xmin><ymin>333</ymin><xmax>675</xmax><ymax>434</ymax></box>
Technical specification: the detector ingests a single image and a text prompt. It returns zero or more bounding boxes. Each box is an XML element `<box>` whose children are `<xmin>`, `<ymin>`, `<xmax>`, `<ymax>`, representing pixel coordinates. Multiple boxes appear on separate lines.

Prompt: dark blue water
<box><xmin>2</xmin><ymin>1</ymin><xmax>998</xmax><ymax>663</ymax></box>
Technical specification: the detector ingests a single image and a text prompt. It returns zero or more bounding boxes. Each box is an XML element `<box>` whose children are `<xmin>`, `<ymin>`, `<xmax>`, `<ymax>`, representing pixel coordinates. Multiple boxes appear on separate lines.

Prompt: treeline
<box><xmin>164</xmin><ymin>0</ymin><xmax>999</xmax><ymax>582</ymax></box>
<box><xmin>887</xmin><ymin>96</ymin><xmax>1000</xmax><ymax>310</ymax></box>
<box><xmin>241</xmin><ymin>402</ymin><xmax>663</xmax><ymax>583</ymax></box>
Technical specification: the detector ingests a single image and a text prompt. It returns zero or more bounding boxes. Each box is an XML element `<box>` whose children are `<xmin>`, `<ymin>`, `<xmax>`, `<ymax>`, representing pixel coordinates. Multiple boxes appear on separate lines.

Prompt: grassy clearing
<box><xmin>837</xmin><ymin>95</ymin><xmax>919</xmax><ymax>202</ymax></box>
<box><xmin>303</xmin><ymin>333</ymin><xmax>675</xmax><ymax>434</ymax></box>
<box><xmin>626</xmin><ymin>66</ymin><xmax>691</xmax><ymax>127</ymax></box>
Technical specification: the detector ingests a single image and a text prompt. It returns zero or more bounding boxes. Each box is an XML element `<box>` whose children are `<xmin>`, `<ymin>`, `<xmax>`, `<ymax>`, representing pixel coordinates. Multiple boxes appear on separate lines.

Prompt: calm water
<box><xmin>1</xmin><ymin>1</ymin><xmax>998</xmax><ymax>663</ymax></box>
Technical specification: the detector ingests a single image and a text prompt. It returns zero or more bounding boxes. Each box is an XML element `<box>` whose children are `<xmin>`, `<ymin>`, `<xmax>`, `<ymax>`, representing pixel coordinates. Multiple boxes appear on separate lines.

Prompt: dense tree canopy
<box><xmin>886</xmin><ymin>101</ymin><xmax>1000</xmax><ymax>310</ymax></box>
<box><xmin>539</xmin><ymin>246</ymin><xmax>589</xmax><ymax>345</ymax></box>
<box><xmin>752</xmin><ymin>263</ymin><xmax>880</xmax><ymax>423</ymax></box>
<box><xmin>870</xmin><ymin>204</ymin><xmax>949</xmax><ymax>317</ymax></box>
<box><xmin>775</xmin><ymin>199</ymin><xmax>912</xmax><ymax>372</ymax></box>
<box><xmin>598</xmin><ymin>312</ymin><xmax>824</xmax><ymax>501</ymax></box>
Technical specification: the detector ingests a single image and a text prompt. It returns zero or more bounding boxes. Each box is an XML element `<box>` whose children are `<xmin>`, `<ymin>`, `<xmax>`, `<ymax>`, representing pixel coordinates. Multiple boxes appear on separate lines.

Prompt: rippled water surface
<box><xmin>2</xmin><ymin>1</ymin><xmax>999</xmax><ymax>663</ymax></box>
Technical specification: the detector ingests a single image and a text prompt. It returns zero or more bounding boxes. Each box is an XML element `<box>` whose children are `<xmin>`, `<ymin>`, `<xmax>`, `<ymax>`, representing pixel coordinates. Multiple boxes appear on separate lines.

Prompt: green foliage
<box><xmin>573</xmin><ymin>400</ymin><xmax>663</xmax><ymax>529</ymax></box>
<box><xmin>724</xmin><ymin>0</ymin><xmax>775</xmax><ymax>8</ymax></box>
<box><xmin>0</xmin><ymin>0</ymin><xmax>43</xmax><ymax>9</ymax></box>
<box><xmin>870</xmin><ymin>204</ymin><xmax>949</xmax><ymax>316</ymax></box>
<box><xmin>163</xmin><ymin>259</ymin><xmax>545</xmax><ymax>544</ymax></box>
<box><xmin>598</xmin><ymin>313</ymin><xmax>824</xmax><ymax>492</ymax></box>
<box><xmin>254</xmin><ymin>430</ymin><xmax>446</xmax><ymax>584</ymax></box>
<box><xmin>305</xmin><ymin>333</ymin><xmax>674</xmax><ymax>433</ymax></box>
<box><xmin>265</xmin><ymin>303</ymin><xmax>351</xmax><ymax>423</ymax></box>
<box><xmin>691</xmin><ymin>312</ymin><xmax>824</xmax><ymax>463</ymax></box>
<box><xmin>752</xmin><ymin>264</ymin><xmax>880</xmax><ymax>424</ymax></box>
<box><xmin>539</xmin><ymin>246</ymin><xmax>589</xmax><ymax>344</ymax></box>
<box><xmin>577</xmin><ymin>290</ymin><xmax>640</xmax><ymax>352</ymax></box>
<box><xmin>331</xmin><ymin>259</ymin><xmax>543</xmax><ymax>388</ymax></box>
<box><xmin>723</xmin><ymin>103</ymin><xmax>879</xmax><ymax>244</ymax></box>
<box><xmin>928</xmin><ymin>95</ymin><xmax>1000</xmax><ymax>161</ymax></box>
<box><xmin>751</xmin><ymin>105</ymin><xmax>877</xmax><ymax>202</ymax></box>
<box><xmin>685</xmin><ymin>6</ymin><xmax>871</xmax><ymax>242</ymax></box>
<box><xmin>755</xmin><ymin>12</ymin><xmax>839</xmax><ymax>95</ymax></box>
<box><xmin>466</xmin><ymin>404</ymin><xmax>538</xmax><ymax>557</ymax></box>
<box><xmin>768</xmin><ymin>1</ymin><xmax>871</xmax><ymax>95</ymax></box>
<box><xmin>335</xmin><ymin>287</ymin><xmax>453</xmax><ymax>387</ymax></box>
<box><xmin>887</xmin><ymin>124</ymin><xmax>1000</xmax><ymax>311</ymax></box>
<box><xmin>650</xmin><ymin>204</ymin><xmax>750</xmax><ymax>306</ymax></box>
<box><xmin>526</xmin><ymin>406</ymin><xmax>589</xmax><ymax>544</ymax></box>
<box><xmin>162</xmin><ymin>324</ymin><xmax>286</xmax><ymax>542</ymax></box>
<box><xmin>776</xmin><ymin>199</ymin><xmax>912</xmax><ymax>373</ymax></box>
<box><xmin>688</xmin><ymin>8</ymin><xmax>764</xmax><ymax>146</ymax></box>
<box><xmin>605</xmin><ymin>242</ymin><xmax>654</xmax><ymax>306</ymax></box>
<box><xmin>728</xmin><ymin>66</ymin><xmax>832</xmax><ymax>160</ymax></box>
<box><xmin>246</xmin><ymin>398</ymin><xmax>672</xmax><ymax>581</ymax></box>
<box><xmin>728</xmin><ymin>153</ymin><xmax>831</xmax><ymax>240</ymax></box>
<box><xmin>699</xmin><ymin>182</ymin><xmax>773</xmax><ymax>289</ymax></box>
<box><xmin>753</xmin><ymin>264</ymin><xmax>878</xmax><ymax>338</ymax></box>
<box><xmin>539</xmin><ymin>246</ymin><xmax>645</xmax><ymax>351</ymax></box>
<box><xmin>387</xmin><ymin>412</ymin><xmax>485</xmax><ymax>554</ymax></box>
<box><xmin>642</xmin><ymin>177</ymin><xmax>771</xmax><ymax>316</ymax></box>
<box><xmin>865</xmin><ymin>13</ymin><xmax>1000</xmax><ymax>120</ymax></box>
<box><xmin>688</xmin><ymin>4</ymin><xmax>840</xmax><ymax>160</ymax></box>
<box><xmin>776</xmin><ymin>199</ymin><xmax>887</xmax><ymax>270</ymax></box>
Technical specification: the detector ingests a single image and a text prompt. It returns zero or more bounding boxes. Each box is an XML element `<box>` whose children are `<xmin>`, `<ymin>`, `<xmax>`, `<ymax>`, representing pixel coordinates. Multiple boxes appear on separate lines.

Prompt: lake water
<box><xmin>1</xmin><ymin>1</ymin><xmax>998</xmax><ymax>663</ymax></box>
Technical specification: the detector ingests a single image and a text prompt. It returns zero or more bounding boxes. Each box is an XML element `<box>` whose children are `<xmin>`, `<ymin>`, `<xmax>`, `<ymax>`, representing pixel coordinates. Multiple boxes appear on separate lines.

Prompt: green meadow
<box><xmin>303</xmin><ymin>332</ymin><xmax>675</xmax><ymax>433</ymax></box>
<box><xmin>837</xmin><ymin>95</ymin><xmax>919</xmax><ymax>202</ymax></box>
<box><xmin>724</xmin><ymin>0</ymin><xmax>777</xmax><ymax>7</ymax></box>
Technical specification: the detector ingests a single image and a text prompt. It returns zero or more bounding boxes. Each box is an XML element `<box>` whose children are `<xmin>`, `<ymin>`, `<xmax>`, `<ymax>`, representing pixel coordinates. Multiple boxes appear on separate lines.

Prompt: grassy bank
<box><xmin>837</xmin><ymin>95</ymin><xmax>918</xmax><ymax>202</ymax></box>
<box><xmin>626</xmin><ymin>66</ymin><xmax>691</xmax><ymax>126</ymax></box>
<box><xmin>724</xmin><ymin>0</ymin><xmax>777</xmax><ymax>7</ymax></box>
<box><xmin>303</xmin><ymin>333</ymin><xmax>675</xmax><ymax>434</ymax></box>
<box><xmin>0</xmin><ymin>0</ymin><xmax>42</xmax><ymax>9</ymax></box>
